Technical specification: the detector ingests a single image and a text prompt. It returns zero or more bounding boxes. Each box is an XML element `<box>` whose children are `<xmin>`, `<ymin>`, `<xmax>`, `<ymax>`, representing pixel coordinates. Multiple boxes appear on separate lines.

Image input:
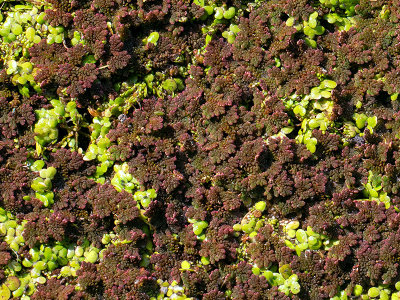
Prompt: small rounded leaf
<box><xmin>147</xmin><ymin>32</ymin><xmax>159</xmax><ymax>45</ymax></box>
<box><xmin>181</xmin><ymin>261</ymin><xmax>191</xmax><ymax>270</ymax></box>
<box><xmin>321</xmin><ymin>80</ymin><xmax>337</xmax><ymax>89</ymax></box>
<box><xmin>0</xmin><ymin>284</ymin><xmax>10</xmax><ymax>300</ymax></box>
<box><xmin>254</xmin><ymin>201</ymin><xmax>266</xmax><ymax>212</ymax></box>
<box><xmin>291</xmin><ymin>282</ymin><xmax>301</xmax><ymax>294</ymax></box>
<box><xmin>308</xmin><ymin>235</ymin><xmax>318</xmax><ymax>246</ymax></box>
<box><xmin>201</xmin><ymin>256</ymin><xmax>210</xmax><ymax>265</ymax></box>
<box><xmin>308</xmin><ymin>18</ymin><xmax>317</xmax><ymax>28</ymax></box>
<box><xmin>85</xmin><ymin>250</ymin><xmax>98</xmax><ymax>263</ymax></box>
<box><xmin>36</xmin><ymin>12</ymin><xmax>46</xmax><ymax>24</ymax></box>
<box><xmin>193</xmin><ymin>222</ymin><xmax>205</xmax><ymax>235</ymax></box>
<box><xmin>223</xmin><ymin>7</ymin><xmax>235</xmax><ymax>19</ymax></box>
<box><xmin>25</xmin><ymin>27</ymin><xmax>36</xmax><ymax>41</ymax></box>
<box><xmin>232</xmin><ymin>224</ymin><xmax>242</xmax><ymax>231</ymax></box>
<box><xmin>252</xmin><ymin>266</ymin><xmax>260</xmax><ymax>275</ymax></box>
<box><xmin>37</xmin><ymin>277</ymin><xmax>46</xmax><ymax>284</ymax></box>
<box><xmin>214</xmin><ymin>7</ymin><xmax>224</xmax><ymax>19</ymax></box>
<box><xmin>368</xmin><ymin>287</ymin><xmax>380</xmax><ymax>298</ymax></box>
<box><xmin>285</xmin><ymin>229</ymin><xmax>295</xmax><ymax>239</ymax></box>
<box><xmin>263</xmin><ymin>270</ymin><xmax>274</xmax><ymax>281</ymax></box>
<box><xmin>55</xmin><ymin>34</ymin><xmax>63</xmax><ymax>43</ymax></box>
<box><xmin>11</xmin><ymin>24</ymin><xmax>23</xmax><ymax>36</ymax></box>
<box><xmin>60</xmin><ymin>266</ymin><xmax>72</xmax><ymax>277</ymax></box>
<box><xmin>285</xmin><ymin>240</ymin><xmax>295</xmax><ymax>250</ymax></box>
<box><xmin>310</xmin><ymin>87</ymin><xmax>321</xmax><ymax>99</ymax></box>
<box><xmin>279</xmin><ymin>264</ymin><xmax>292</xmax><ymax>279</ymax></box>
<box><xmin>4</xmin><ymin>277</ymin><xmax>20</xmax><ymax>292</ymax></box>
<box><xmin>320</xmin><ymin>90</ymin><xmax>331</xmax><ymax>98</ymax></box>
<box><xmin>306</xmin><ymin>142</ymin><xmax>316</xmax><ymax>154</ymax></box>
<box><xmin>353</xmin><ymin>284</ymin><xmax>363</xmax><ymax>296</ymax></box>
<box><xmin>204</xmin><ymin>6</ymin><xmax>213</xmax><ymax>15</ymax></box>
<box><xmin>367</xmin><ymin>116</ymin><xmax>377</xmax><ymax>128</ymax></box>
<box><xmin>241</xmin><ymin>223</ymin><xmax>253</xmax><ymax>234</ymax></box>
<box><xmin>293</xmin><ymin>105</ymin><xmax>306</xmax><ymax>116</ymax></box>
<box><xmin>75</xmin><ymin>246</ymin><xmax>84</xmax><ymax>257</ymax></box>
<box><xmin>286</xmin><ymin>221</ymin><xmax>300</xmax><ymax>230</ymax></box>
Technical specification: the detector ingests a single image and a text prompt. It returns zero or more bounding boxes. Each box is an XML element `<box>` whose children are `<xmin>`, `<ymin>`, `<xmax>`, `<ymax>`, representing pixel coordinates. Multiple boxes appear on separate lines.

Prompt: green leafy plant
<box><xmin>283</xmin><ymin>222</ymin><xmax>337</xmax><ymax>255</ymax></box>
<box><xmin>276</xmin><ymin>78</ymin><xmax>338</xmax><ymax>153</ymax></box>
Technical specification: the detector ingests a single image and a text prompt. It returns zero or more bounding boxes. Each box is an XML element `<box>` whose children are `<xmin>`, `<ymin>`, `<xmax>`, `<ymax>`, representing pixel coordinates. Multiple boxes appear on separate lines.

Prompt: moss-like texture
<box><xmin>3</xmin><ymin>0</ymin><xmax>400</xmax><ymax>299</ymax></box>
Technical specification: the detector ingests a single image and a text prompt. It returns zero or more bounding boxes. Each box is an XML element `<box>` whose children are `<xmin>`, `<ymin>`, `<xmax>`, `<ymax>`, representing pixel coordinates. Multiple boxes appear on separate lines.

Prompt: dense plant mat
<box><xmin>1</xmin><ymin>0</ymin><xmax>400</xmax><ymax>299</ymax></box>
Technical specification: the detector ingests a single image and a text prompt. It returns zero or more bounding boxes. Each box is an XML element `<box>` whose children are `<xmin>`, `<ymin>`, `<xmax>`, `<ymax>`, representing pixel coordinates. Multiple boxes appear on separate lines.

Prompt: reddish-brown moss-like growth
<box><xmin>3</xmin><ymin>0</ymin><xmax>400</xmax><ymax>299</ymax></box>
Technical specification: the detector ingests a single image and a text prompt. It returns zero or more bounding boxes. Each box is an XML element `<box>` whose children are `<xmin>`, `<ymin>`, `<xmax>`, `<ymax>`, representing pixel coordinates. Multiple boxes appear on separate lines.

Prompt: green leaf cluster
<box><xmin>0</xmin><ymin>5</ymin><xmax>52</xmax><ymax>96</ymax></box>
<box><xmin>70</xmin><ymin>30</ymin><xmax>83</xmax><ymax>46</ymax></box>
<box><xmin>278</xmin><ymin>78</ymin><xmax>338</xmax><ymax>153</ymax></box>
<box><xmin>30</xmin><ymin>164</ymin><xmax>56</xmax><ymax>207</ymax></box>
<box><xmin>133</xmin><ymin>189</ymin><xmax>157</xmax><ymax>209</ymax></box>
<box><xmin>111</xmin><ymin>162</ymin><xmax>140</xmax><ymax>193</ymax></box>
<box><xmin>360</xmin><ymin>171</ymin><xmax>394</xmax><ymax>210</ymax></box>
<box><xmin>153</xmin><ymin>279</ymin><xmax>190</xmax><ymax>300</ymax></box>
<box><xmin>232</xmin><ymin>202</ymin><xmax>267</xmax><ymax>237</ymax></box>
<box><xmin>111</xmin><ymin>163</ymin><xmax>157</xmax><ymax>215</ymax></box>
<box><xmin>222</xmin><ymin>24</ymin><xmax>240</xmax><ymax>44</ymax></box>
<box><xmin>110</xmin><ymin>80</ymin><xmax>148</xmax><ymax>114</ymax></box>
<box><xmin>251</xmin><ymin>264</ymin><xmax>301</xmax><ymax>296</ymax></box>
<box><xmin>143</xmin><ymin>32</ymin><xmax>160</xmax><ymax>46</ymax></box>
<box><xmin>286</xmin><ymin>12</ymin><xmax>325</xmax><ymax>48</ymax></box>
<box><xmin>286</xmin><ymin>0</ymin><xmax>358</xmax><ymax>49</ymax></box>
<box><xmin>0</xmin><ymin>209</ymin><xmax>107</xmax><ymax>300</ymax></box>
<box><xmin>324</xmin><ymin>12</ymin><xmax>356</xmax><ymax>31</ymax></box>
<box><xmin>84</xmin><ymin>116</ymin><xmax>115</xmax><ymax>180</ymax></box>
<box><xmin>188</xmin><ymin>218</ymin><xmax>209</xmax><ymax>239</ymax></box>
<box><xmin>144</xmin><ymin>73</ymin><xmax>185</xmax><ymax>97</ymax></box>
<box><xmin>331</xmin><ymin>281</ymin><xmax>400</xmax><ymax>300</ymax></box>
<box><xmin>0</xmin><ymin>208</ymin><xmax>26</xmax><ymax>253</ymax></box>
<box><xmin>353</xmin><ymin>113</ymin><xmax>377</xmax><ymax>134</ymax></box>
<box><xmin>34</xmin><ymin>99</ymin><xmax>84</xmax><ymax>154</ymax></box>
<box><xmin>318</xmin><ymin>0</ymin><xmax>358</xmax><ymax>17</ymax></box>
<box><xmin>284</xmin><ymin>222</ymin><xmax>337</xmax><ymax>256</ymax></box>
<box><xmin>45</xmin><ymin>25</ymin><xmax>65</xmax><ymax>45</ymax></box>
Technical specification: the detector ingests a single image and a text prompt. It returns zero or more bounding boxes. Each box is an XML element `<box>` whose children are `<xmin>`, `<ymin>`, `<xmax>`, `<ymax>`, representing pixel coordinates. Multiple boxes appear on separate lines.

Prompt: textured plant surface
<box><xmin>2</xmin><ymin>0</ymin><xmax>400</xmax><ymax>299</ymax></box>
